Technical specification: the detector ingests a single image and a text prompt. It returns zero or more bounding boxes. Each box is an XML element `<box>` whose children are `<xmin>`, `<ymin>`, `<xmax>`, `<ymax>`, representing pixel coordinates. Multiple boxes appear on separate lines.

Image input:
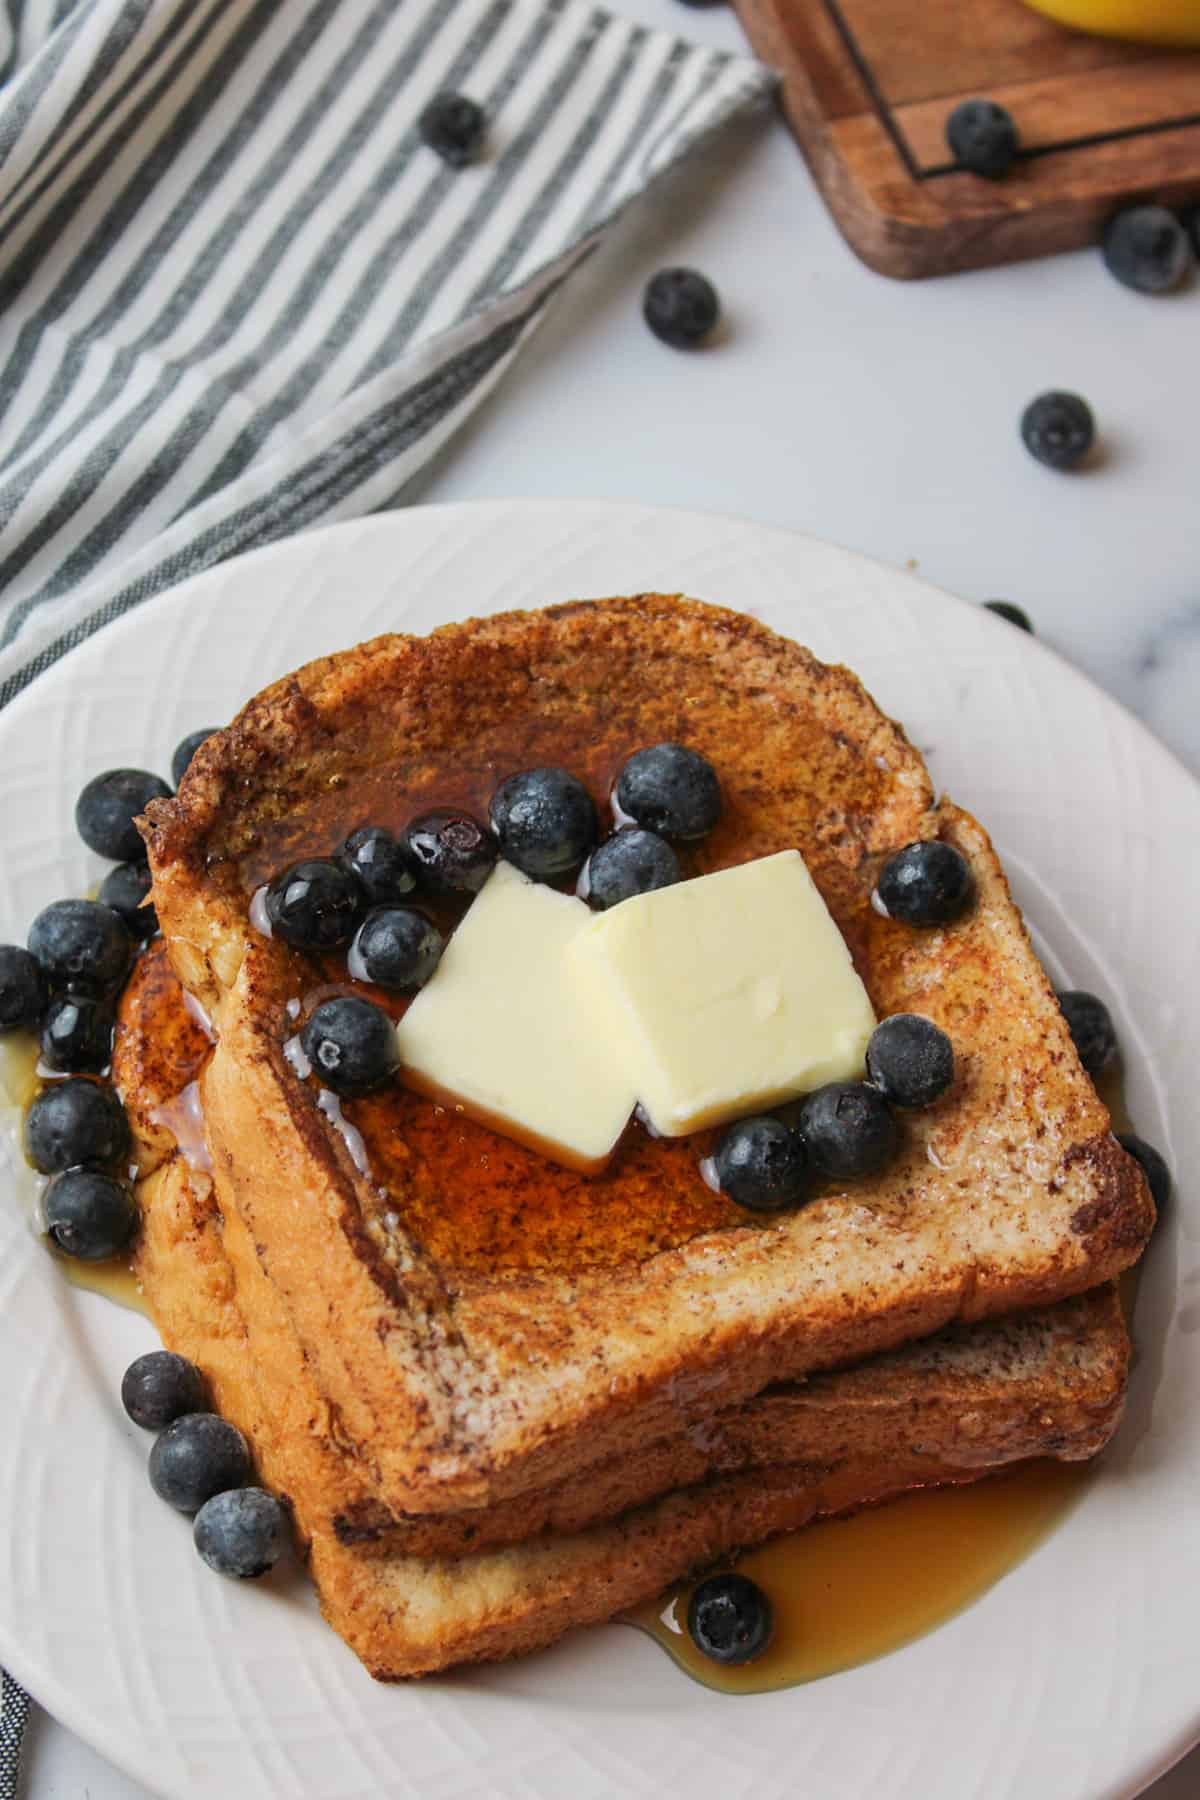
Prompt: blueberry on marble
<box><xmin>42</xmin><ymin>1168</ymin><xmax>137</xmax><ymax>1261</ymax></box>
<box><xmin>1116</xmin><ymin>1134</ymin><xmax>1171</xmax><ymax>1218</ymax></box>
<box><xmin>418</xmin><ymin>92</ymin><xmax>486</xmax><ymax>166</ymax></box>
<box><xmin>339</xmin><ymin>826</ymin><xmax>419</xmax><ymax>907</ymax></box>
<box><xmin>97</xmin><ymin>862</ymin><xmax>158</xmax><ymax>942</ymax></box>
<box><xmin>490</xmin><ymin>768</ymin><xmax>597</xmax><ymax>879</ymax></box>
<box><xmin>0</xmin><ymin>945</ymin><xmax>44</xmax><ymax>1033</ymax></box>
<box><xmin>1020</xmin><ymin>391</ymin><xmax>1094</xmax><ymax>471</ymax></box>
<box><xmin>301</xmin><ymin>996</ymin><xmax>399</xmax><ymax>1096</ymax></box>
<box><xmin>874</xmin><ymin>841</ymin><xmax>974</xmax><ymax>927</ymax></box>
<box><xmin>643</xmin><ymin>268</ymin><xmax>720</xmax><ymax>348</ymax></box>
<box><xmin>687</xmin><ymin>1572</ymin><xmax>774</xmax><ymax>1665</ymax></box>
<box><xmin>24</xmin><ymin>1077</ymin><xmax>130</xmax><ymax>1174</ymax></box>
<box><xmin>711</xmin><ymin>1115</ymin><xmax>808</xmax><ymax>1213</ymax></box>
<box><xmin>797</xmin><ymin>1080</ymin><xmax>899</xmax><ymax>1180</ymax></box>
<box><xmin>400</xmin><ymin>810</ymin><xmax>498</xmax><ymax>898</ymax></box>
<box><xmin>348</xmin><ymin>907</ymin><xmax>444</xmax><ymax>990</ymax></box>
<box><xmin>1056</xmin><ymin>989</ymin><xmax>1117</xmax><ymax>1080</ymax></box>
<box><xmin>866</xmin><ymin>1014</ymin><xmax>954</xmax><ymax>1109</ymax></box>
<box><xmin>579</xmin><ymin>829</ymin><xmax>681</xmax><ymax>910</ymax></box>
<box><xmin>984</xmin><ymin>600</ymin><xmax>1033</xmax><ymax>633</ymax></box>
<box><xmin>1103</xmin><ymin>206</ymin><xmax>1191</xmax><ymax>294</ymax></box>
<box><xmin>122</xmin><ymin>1351</ymin><xmax>208</xmax><ymax>1431</ymax></box>
<box><xmin>614</xmin><ymin>744</ymin><xmax>721</xmax><ymax>842</ymax></box>
<box><xmin>148</xmin><ymin>1413</ymin><xmax>252</xmax><ymax>1514</ymax></box>
<box><xmin>75</xmin><ymin>768</ymin><xmax>172</xmax><ymax>862</ymax></box>
<box><xmin>194</xmin><ymin>1487</ymin><xmax>288</xmax><ymax>1579</ymax></box>
<box><xmin>171</xmin><ymin>729</ymin><xmax>217</xmax><ymax>786</ymax></box>
<box><xmin>40</xmin><ymin>995</ymin><xmax>114</xmax><ymax>1074</ymax></box>
<box><xmin>28</xmin><ymin>899</ymin><xmax>134</xmax><ymax>998</ymax></box>
<box><xmin>265</xmin><ymin>859</ymin><xmax>362</xmax><ymax>950</ymax></box>
<box><xmin>944</xmin><ymin>99</ymin><xmax>1019</xmax><ymax>177</ymax></box>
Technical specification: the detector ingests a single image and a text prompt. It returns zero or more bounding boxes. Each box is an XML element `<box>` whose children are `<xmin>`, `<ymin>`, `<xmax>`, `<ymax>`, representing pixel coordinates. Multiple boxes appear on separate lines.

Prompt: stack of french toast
<box><xmin>116</xmin><ymin>595</ymin><xmax>1154</xmax><ymax>1678</ymax></box>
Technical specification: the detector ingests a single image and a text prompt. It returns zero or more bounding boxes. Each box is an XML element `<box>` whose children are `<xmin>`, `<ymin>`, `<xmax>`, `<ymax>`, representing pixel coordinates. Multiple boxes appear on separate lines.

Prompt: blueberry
<box><xmin>797</xmin><ymin>1080</ymin><xmax>899</xmax><ymax>1180</ymax></box>
<box><xmin>0</xmin><ymin>945</ymin><xmax>44</xmax><ymax>1032</ymax></box>
<box><xmin>866</xmin><ymin>1014</ymin><xmax>955</xmax><ymax>1108</ymax></box>
<box><xmin>75</xmin><ymin>768</ymin><xmax>172</xmax><ymax>862</ymax></box>
<box><xmin>265</xmin><ymin>859</ymin><xmax>362</xmax><ymax>950</ymax></box>
<box><xmin>945</xmin><ymin>99</ymin><xmax>1019</xmax><ymax>178</ymax></box>
<box><xmin>171</xmin><ymin>729</ymin><xmax>217</xmax><ymax>787</ymax></box>
<box><xmin>148</xmin><ymin>1412</ymin><xmax>251</xmax><ymax>1514</ymax></box>
<box><xmin>400</xmin><ymin>810</ymin><xmax>498</xmax><ymax>898</ymax></box>
<box><xmin>614</xmin><ymin>744</ymin><xmax>721</xmax><ymax>842</ymax></box>
<box><xmin>194</xmin><ymin>1487</ymin><xmax>287</xmax><ymax>1579</ymax></box>
<box><xmin>686</xmin><ymin>1572</ymin><xmax>773</xmax><ymax>1666</ymax></box>
<box><xmin>579</xmin><ymin>829</ymin><xmax>681</xmax><ymax>910</ymax></box>
<box><xmin>40</xmin><ymin>995</ymin><xmax>114</xmax><ymax>1074</ymax></box>
<box><xmin>300</xmin><ymin>996</ymin><xmax>399</xmax><ymax>1096</ymax></box>
<box><xmin>97</xmin><ymin>862</ymin><xmax>158</xmax><ymax>942</ymax></box>
<box><xmin>1116</xmin><ymin>1134</ymin><xmax>1171</xmax><ymax>1217</ymax></box>
<box><xmin>984</xmin><ymin>600</ymin><xmax>1033</xmax><ymax>633</ymax></box>
<box><xmin>339</xmin><ymin>826</ymin><xmax>419</xmax><ymax>906</ymax></box>
<box><xmin>42</xmin><ymin>1168</ymin><xmax>137</xmax><ymax>1261</ymax></box>
<box><xmin>1186</xmin><ymin>207</ymin><xmax>1200</xmax><ymax>261</ymax></box>
<box><xmin>28</xmin><ymin>899</ymin><xmax>134</xmax><ymax>998</ymax></box>
<box><xmin>418</xmin><ymin>91</ymin><xmax>485</xmax><ymax>166</ymax></box>
<box><xmin>490</xmin><ymin>768</ymin><xmax>597</xmax><ymax>880</ymax></box>
<box><xmin>643</xmin><ymin>267</ymin><xmax>720</xmax><ymax>349</ymax></box>
<box><xmin>1102</xmin><ymin>206</ymin><xmax>1191</xmax><ymax>295</ymax></box>
<box><xmin>1056</xmin><ymin>989</ymin><xmax>1117</xmax><ymax>1080</ymax></box>
<box><xmin>122</xmin><ymin>1351</ymin><xmax>208</xmax><ymax>1430</ymax></box>
<box><xmin>711</xmin><ymin>1116</ymin><xmax>808</xmax><ymax>1213</ymax></box>
<box><xmin>348</xmin><ymin>907</ymin><xmax>443</xmax><ymax>990</ymax></box>
<box><xmin>875</xmin><ymin>841</ymin><xmax>974</xmax><ymax>927</ymax></box>
<box><xmin>1020</xmin><ymin>391</ymin><xmax>1094</xmax><ymax>471</ymax></box>
<box><xmin>24</xmin><ymin>1077</ymin><xmax>130</xmax><ymax>1173</ymax></box>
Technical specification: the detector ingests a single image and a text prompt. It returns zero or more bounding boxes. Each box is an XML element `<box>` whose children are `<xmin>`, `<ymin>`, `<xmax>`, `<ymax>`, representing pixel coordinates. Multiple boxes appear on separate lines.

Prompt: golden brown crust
<box><xmin>141</xmin><ymin>595</ymin><xmax>1154</xmax><ymax>1513</ymax></box>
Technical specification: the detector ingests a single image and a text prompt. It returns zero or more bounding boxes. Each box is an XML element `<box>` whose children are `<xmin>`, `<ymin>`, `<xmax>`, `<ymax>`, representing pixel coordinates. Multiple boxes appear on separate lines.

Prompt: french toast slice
<box><xmin>142</xmin><ymin>596</ymin><xmax>1154</xmax><ymax>1516</ymax></box>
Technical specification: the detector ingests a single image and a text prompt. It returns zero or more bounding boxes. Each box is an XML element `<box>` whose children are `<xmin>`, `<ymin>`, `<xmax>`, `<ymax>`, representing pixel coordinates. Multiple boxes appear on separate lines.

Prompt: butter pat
<box><xmin>569</xmin><ymin>850</ymin><xmax>875</xmax><ymax>1137</ymax></box>
<box><xmin>395</xmin><ymin>861</ymin><xmax>635</xmax><ymax>1172</ymax></box>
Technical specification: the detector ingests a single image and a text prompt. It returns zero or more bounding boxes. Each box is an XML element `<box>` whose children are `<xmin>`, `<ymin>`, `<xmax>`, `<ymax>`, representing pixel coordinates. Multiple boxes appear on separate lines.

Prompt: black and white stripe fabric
<box><xmin>0</xmin><ymin>0</ymin><xmax>771</xmax><ymax>1784</ymax></box>
<box><xmin>0</xmin><ymin>0</ymin><xmax>772</xmax><ymax>717</ymax></box>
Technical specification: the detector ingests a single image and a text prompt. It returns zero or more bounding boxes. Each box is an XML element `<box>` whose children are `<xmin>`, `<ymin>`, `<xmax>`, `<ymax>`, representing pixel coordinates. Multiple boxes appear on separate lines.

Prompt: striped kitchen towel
<box><xmin>0</xmin><ymin>0</ymin><xmax>772</xmax><ymax>1786</ymax></box>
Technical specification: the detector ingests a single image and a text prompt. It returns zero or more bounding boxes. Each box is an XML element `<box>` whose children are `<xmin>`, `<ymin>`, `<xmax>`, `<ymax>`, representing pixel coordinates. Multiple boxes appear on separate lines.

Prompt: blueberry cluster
<box><xmin>123</xmin><ymin>1351</ymin><xmax>288</xmax><ymax>1580</ymax></box>
<box><xmin>267</xmin><ymin>742</ymin><xmax>721</xmax><ymax>1096</ymax></box>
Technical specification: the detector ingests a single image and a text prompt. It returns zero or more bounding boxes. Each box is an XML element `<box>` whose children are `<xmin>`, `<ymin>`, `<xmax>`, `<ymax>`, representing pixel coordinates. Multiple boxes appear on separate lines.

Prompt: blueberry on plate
<box><xmin>42</xmin><ymin>1168</ymin><xmax>137</xmax><ymax>1261</ymax></box>
<box><xmin>797</xmin><ymin>1080</ymin><xmax>899</xmax><ymax>1180</ymax></box>
<box><xmin>148</xmin><ymin>1412</ymin><xmax>252</xmax><ymax>1514</ymax></box>
<box><xmin>339</xmin><ymin>826</ymin><xmax>419</xmax><ymax>907</ymax></box>
<box><xmin>265</xmin><ymin>859</ymin><xmax>362</xmax><ymax>950</ymax></box>
<box><xmin>944</xmin><ymin>99</ymin><xmax>1019</xmax><ymax>178</ymax></box>
<box><xmin>490</xmin><ymin>768</ymin><xmax>597</xmax><ymax>880</ymax></box>
<box><xmin>614</xmin><ymin>743</ymin><xmax>721</xmax><ymax>842</ymax></box>
<box><xmin>122</xmin><ymin>1350</ymin><xmax>208</xmax><ymax>1430</ymax></box>
<box><xmin>1056</xmin><ymin>989</ymin><xmax>1117</xmax><ymax>1080</ymax></box>
<box><xmin>687</xmin><ymin>1572</ymin><xmax>773</xmax><ymax>1666</ymax></box>
<box><xmin>24</xmin><ymin>1076</ymin><xmax>130</xmax><ymax>1173</ymax></box>
<box><xmin>0</xmin><ymin>944</ymin><xmax>44</xmax><ymax>1032</ymax></box>
<box><xmin>400</xmin><ymin>810</ymin><xmax>498</xmax><ymax>898</ymax></box>
<box><xmin>171</xmin><ymin>729</ymin><xmax>217</xmax><ymax>786</ymax></box>
<box><xmin>75</xmin><ymin>768</ymin><xmax>172</xmax><ymax>862</ymax></box>
<box><xmin>643</xmin><ymin>268</ymin><xmax>721</xmax><ymax>349</ymax></box>
<box><xmin>866</xmin><ymin>1014</ymin><xmax>955</xmax><ymax>1109</ymax></box>
<box><xmin>1102</xmin><ymin>205</ymin><xmax>1191</xmax><ymax>295</ymax></box>
<box><xmin>578</xmin><ymin>829</ymin><xmax>681</xmax><ymax>909</ymax></box>
<box><xmin>348</xmin><ymin>907</ymin><xmax>444</xmax><ymax>990</ymax></box>
<box><xmin>28</xmin><ymin>898</ymin><xmax>134</xmax><ymax>998</ymax></box>
<box><xmin>194</xmin><ymin>1487</ymin><xmax>288</xmax><ymax>1579</ymax></box>
<box><xmin>984</xmin><ymin>599</ymin><xmax>1033</xmax><ymax>633</ymax></box>
<box><xmin>97</xmin><ymin>862</ymin><xmax>158</xmax><ymax>942</ymax></box>
<box><xmin>711</xmin><ymin>1116</ymin><xmax>808</xmax><ymax>1213</ymax></box>
<box><xmin>874</xmin><ymin>841</ymin><xmax>974</xmax><ymax>927</ymax></box>
<box><xmin>418</xmin><ymin>91</ymin><xmax>486</xmax><ymax>166</ymax></box>
<box><xmin>40</xmin><ymin>995</ymin><xmax>114</xmax><ymax>1074</ymax></box>
<box><xmin>1117</xmin><ymin>1134</ymin><xmax>1171</xmax><ymax>1217</ymax></box>
<box><xmin>301</xmin><ymin>996</ymin><xmax>399</xmax><ymax>1097</ymax></box>
<box><xmin>1020</xmin><ymin>391</ymin><xmax>1094</xmax><ymax>471</ymax></box>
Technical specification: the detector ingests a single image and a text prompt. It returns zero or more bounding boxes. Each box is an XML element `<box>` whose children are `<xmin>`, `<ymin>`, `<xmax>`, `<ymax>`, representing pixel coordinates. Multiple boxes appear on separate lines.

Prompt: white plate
<box><xmin>0</xmin><ymin>501</ymin><xmax>1196</xmax><ymax>1800</ymax></box>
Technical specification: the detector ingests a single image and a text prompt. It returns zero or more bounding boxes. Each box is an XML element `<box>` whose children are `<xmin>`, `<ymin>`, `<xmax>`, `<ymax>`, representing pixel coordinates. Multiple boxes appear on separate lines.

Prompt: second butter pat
<box><xmin>568</xmin><ymin>850</ymin><xmax>876</xmax><ymax>1138</ymax></box>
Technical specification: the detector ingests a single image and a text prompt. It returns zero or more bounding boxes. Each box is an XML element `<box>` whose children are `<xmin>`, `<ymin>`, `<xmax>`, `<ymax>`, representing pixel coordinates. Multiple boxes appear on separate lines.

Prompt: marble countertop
<box><xmin>22</xmin><ymin>0</ymin><xmax>1199</xmax><ymax>1791</ymax></box>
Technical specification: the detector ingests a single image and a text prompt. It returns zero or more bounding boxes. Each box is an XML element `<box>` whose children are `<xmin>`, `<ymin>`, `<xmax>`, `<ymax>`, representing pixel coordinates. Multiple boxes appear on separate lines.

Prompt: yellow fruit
<box><xmin>1019</xmin><ymin>0</ymin><xmax>1200</xmax><ymax>45</ymax></box>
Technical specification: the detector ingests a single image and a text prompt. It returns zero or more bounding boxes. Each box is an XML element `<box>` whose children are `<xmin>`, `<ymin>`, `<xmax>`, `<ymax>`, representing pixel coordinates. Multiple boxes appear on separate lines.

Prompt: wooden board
<box><xmin>731</xmin><ymin>0</ymin><xmax>1200</xmax><ymax>277</ymax></box>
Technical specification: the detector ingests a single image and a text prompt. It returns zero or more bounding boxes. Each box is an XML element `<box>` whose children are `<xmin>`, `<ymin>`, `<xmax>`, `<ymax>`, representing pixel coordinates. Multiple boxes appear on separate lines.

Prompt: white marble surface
<box><xmin>20</xmin><ymin>0</ymin><xmax>1200</xmax><ymax>1791</ymax></box>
